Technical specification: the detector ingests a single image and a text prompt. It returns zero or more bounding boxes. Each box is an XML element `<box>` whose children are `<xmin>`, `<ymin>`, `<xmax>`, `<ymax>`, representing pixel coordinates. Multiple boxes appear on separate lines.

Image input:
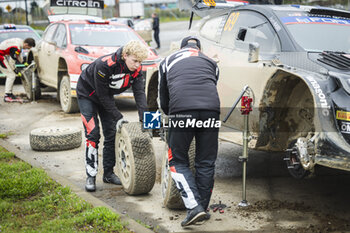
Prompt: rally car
<box><xmin>145</xmin><ymin>0</ymin><xmax>350</xmax><ymax>180</ymax></box>
<box><xmin>0</xmin><ymin>24</ymin><xmax>41</xmax><ymax>79</ymax></box>
<box><xmin>28</xmin><ymin>18</ymin><xmax>160</xmax><ymax>113</ymax></box>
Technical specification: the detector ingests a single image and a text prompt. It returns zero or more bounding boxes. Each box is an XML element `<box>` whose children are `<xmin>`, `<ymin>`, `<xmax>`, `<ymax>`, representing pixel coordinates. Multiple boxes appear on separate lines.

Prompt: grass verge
<box><xmin>0</xmin><ymin>147</ymin><xmax>130</xmax><ymax>233</ymax></box>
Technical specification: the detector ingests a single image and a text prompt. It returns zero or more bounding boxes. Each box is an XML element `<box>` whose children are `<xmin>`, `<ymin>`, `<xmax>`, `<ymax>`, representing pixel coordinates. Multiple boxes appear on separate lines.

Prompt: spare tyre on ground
<box><xmin>30</xmin><ymin>127</ymin><xmax>82</xmax><ymax>151</ymax></box>
<box><xmin>115</xmin><ymin>122</ymin><xmax>156</xmax><ymax>195</ymax></box>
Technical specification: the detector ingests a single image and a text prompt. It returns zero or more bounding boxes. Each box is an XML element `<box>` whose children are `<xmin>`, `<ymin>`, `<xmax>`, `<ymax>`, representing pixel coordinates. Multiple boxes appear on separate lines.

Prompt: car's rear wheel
<box><xmin>59</xmin><ymin>75</ymin><xmax>79</xmax><ymax>113</ymax></box>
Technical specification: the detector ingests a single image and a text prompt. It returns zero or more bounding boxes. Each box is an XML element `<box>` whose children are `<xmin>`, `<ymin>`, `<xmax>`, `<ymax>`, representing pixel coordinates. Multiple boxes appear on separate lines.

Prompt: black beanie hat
<box><xmin>180</xmin><ymin>36</ymin><xmax>201</xmax><ymax>50</ymax></box>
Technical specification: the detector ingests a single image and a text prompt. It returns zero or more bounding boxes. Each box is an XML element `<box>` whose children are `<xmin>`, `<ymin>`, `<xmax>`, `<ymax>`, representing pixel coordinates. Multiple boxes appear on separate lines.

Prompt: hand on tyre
<box><xmin>116</xmin><ymin>117</ymin><xmax>128</xmax><ymax>133</ymax></box>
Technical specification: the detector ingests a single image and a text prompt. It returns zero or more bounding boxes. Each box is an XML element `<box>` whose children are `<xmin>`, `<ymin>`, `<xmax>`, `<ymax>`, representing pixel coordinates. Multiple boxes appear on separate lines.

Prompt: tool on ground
<box><xmin>223</xmin><ymin>85</ymin><xmax>254</xmax><ymax>207</ymax></box>
<box><xmin>210</xmin><ymin>201</ymin><xmax>227</xmax><ymax>213</ymax></box>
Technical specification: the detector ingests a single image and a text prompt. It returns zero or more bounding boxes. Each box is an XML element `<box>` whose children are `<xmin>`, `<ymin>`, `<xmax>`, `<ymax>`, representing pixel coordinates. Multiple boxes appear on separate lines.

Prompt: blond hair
<box><xmin>122</xmin><ymin>40</ymin><xmax>148</xmax><ymax>61</ymax></box>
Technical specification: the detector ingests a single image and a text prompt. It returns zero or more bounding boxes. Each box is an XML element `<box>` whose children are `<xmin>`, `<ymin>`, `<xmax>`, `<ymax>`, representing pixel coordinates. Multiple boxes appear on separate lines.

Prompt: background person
<box><xmin>152</xmin><ymin>13</ymin><xmax>160</xmax><ymax>49</ymax></box>
<box><xmin>76</xmin><ymin>40</ymin><xmax>148</xmax><ymax>192</ymax></box>
<box><xmin>0</xmin><ymin>38</ymin><xmax>35</xmax><ymax>102</ymax></box>
<box><xmin>158</xmin><ymin>36</ymin><xmax>220</xmax><ymax>227</ymax></box>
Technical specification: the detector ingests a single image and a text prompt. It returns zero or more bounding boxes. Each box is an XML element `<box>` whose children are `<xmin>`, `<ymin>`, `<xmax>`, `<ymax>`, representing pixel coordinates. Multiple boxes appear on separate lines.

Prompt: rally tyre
<box><xmin>30</xmin><ymin>127</ymin><xmax>82</xmax><ymax>151</ymax></box>
<box><xmin>115</xmin><ymin>122</ymin><xmax>156</xmax><ymax>195</ymax></box>
<box><xmin>59</xmin><ymin>75</ymin><xmax>79</xmax><ymax>113</ymax></box>
<box><xmin>161</xmin><ymin>140</ymin><xmax>196</xmax><ymax>209</ymax></box>
<box><xmin>21</xmin><ymin>69</ymin><xmax>41</xmax><ymax>101</ymax></box>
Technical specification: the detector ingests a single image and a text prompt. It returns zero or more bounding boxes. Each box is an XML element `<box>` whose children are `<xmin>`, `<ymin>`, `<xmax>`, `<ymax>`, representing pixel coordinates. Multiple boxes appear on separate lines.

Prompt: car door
<box><xmin>48</xmin><ymin>24</ymin><xmax>67</xmax><ymax>87</ymax></box>
<box><xmin>215</xmin><ymin>10</ymin><xmax>281</xmax><ymax>129</ymax></box>
<box><xmin>37</xmin><ymin>24</ymin><xmax>58</xmax><ymax>87</ymax></box>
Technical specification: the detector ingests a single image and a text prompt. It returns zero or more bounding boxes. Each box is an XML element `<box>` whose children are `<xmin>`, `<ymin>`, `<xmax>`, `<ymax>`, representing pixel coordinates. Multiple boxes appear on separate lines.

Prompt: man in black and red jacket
<box><xmin>159</xmin><ymin>36</ymin><xmax>220</xmax><ymax>227</ymax></box>
<box><xmin>77</xmin><ymin>40</ymin><xmax>148</xmax><ymax>192</ymax></box>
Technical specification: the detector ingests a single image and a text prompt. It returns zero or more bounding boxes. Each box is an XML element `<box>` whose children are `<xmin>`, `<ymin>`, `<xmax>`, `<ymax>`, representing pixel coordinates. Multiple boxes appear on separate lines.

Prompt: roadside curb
<box><xmin>0</xmin><ymin>139</ymin><xmax>154</xmax><ymax>233</ymax></box>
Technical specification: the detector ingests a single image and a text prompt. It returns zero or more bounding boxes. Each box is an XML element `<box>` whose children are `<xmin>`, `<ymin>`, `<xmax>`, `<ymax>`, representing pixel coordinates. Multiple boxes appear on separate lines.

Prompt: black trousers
<box><xmin>167</xmin><ymin>110</ymin><xmax>219</xmax><ymax>210</ymax></box>
<box><xmin>154</xmin><ymin>29</ymin><xmax>160</xmax><ymax>48</ymax></box>
<box><xmin>78</xmin><ymin>97</ymin><xmax>118</xmax><ymax>177</ymax></box>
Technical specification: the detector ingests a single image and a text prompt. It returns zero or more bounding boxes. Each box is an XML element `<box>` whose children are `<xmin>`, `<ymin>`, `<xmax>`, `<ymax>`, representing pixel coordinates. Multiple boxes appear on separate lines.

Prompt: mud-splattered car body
<box><xmin>146</xmin><ymin>1</ymin><xmax>350</xmax><ymax>178</ymax></box>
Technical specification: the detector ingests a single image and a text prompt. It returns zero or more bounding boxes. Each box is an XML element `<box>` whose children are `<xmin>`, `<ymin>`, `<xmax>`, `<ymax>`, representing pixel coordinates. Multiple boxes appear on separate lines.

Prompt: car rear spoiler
<box><xmin>180</xmin><ymin>0</ymin><xmax>248</xmax><ymax>28</ymax></box>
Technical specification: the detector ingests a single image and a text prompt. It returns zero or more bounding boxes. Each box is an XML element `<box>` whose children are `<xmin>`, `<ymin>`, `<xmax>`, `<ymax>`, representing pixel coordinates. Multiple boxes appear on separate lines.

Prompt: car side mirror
<box><xmin>248</xmin><ymin>42</ymin><xmax>260</xmax><ymax>63</ymax></box>
<box><xmin>237</xmin><ymin>28</ymin><xmax>247</xmax><ymax>41</ymax></box>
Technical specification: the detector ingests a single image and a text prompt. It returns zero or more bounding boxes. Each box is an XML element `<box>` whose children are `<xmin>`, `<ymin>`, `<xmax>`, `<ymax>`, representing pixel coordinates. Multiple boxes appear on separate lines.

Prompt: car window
<box><xmin>43</xmin><ymin>24</ymin><xmax>58</xmax><ymax>42</ymax></box>
<box><xmin>69</xmin><ymin>24</ymin><xmax>140</xmax><ymax>46</ymax></box>
<box><xmin>221</xmin><ymin>11</ymin><xmax>281</xmax><ymax>54</ymax></box>
<box><xmin>53</xmin><ymin>24</ymin><xmax>66</xmax><ymax>48</ymax></box>
<box><xmin>0</xmin><ymin>26</ymin><xmax>40</xmax><ymax>43</ymax></box>
<box><xmin>200</xmin><ymin>15</ymin><xmax>226</xmax><ymax>42</ymax></box>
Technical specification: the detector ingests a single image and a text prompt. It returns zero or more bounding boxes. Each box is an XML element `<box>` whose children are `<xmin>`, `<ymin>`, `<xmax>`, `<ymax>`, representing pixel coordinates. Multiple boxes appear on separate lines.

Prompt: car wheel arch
<box><xmin>257</xmin><ymin>69</ymin><xmax>316</xmax><ymax>151</ymax></box>
<box><xmin>145</xmin><ymin>69</ymin><xmax>159</xmax><ymax>112</ymax></box>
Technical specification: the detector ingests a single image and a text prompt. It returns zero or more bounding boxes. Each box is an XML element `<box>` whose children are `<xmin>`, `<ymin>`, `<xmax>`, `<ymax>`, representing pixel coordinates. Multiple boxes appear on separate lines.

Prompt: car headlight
<box><xmin>81</xmin><ymin>63</ymin><xmax>89</xmax><ymax>71</ymax></box>
<box><xmin>78</xmin><ymin>54</ymin><xmax>96</xmax><ymax>62</ymax></box>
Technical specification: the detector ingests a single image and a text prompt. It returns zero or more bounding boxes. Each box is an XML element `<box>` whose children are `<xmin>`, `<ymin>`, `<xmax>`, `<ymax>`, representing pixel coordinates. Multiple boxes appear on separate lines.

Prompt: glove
<box><xmin>141</xmin><ymin>122</ymin><xmax>153</xmax><ymax>138</ymax></box>
<box><xmin>13</xmin><ymin>68</ymin><xmax>22</xmax><ymax>77</ymax></box>
<box><xmin>116</xmin><ymin>117</ymin><xmax>128</xmax><ymax>133</ymax></box>
<box><xmin>23</xmin><ymin>62</ymin><xmax>29</xmax><ymax>67</ymax></box>
<box><xmin>0</xmin><ymin>59</ymin><xmax>6</xmax><ymax>69</ymax></box>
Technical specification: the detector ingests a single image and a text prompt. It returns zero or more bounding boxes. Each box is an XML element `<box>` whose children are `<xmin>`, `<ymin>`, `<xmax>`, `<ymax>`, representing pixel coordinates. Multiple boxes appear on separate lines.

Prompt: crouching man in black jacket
<box><xmin>159</xmin><ymin>36</ymin><xmax>220</xmax><ymax>226</ymax></box>
<box><xmin>77</xmin><ymin>40</ymin><xmax>148</xmax><ymax>192</ymax></box>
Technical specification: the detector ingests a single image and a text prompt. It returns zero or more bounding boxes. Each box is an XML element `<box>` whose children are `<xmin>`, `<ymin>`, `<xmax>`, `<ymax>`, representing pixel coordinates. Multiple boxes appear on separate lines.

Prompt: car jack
<box><xmin>223</xmin><ymin>85</ymin><xmax>254</xmax><ymax>207</ymax></box>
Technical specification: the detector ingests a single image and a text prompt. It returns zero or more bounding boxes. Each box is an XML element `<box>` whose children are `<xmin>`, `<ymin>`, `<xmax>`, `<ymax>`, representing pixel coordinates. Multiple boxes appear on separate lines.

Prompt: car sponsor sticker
<box><xmin>50</xmin><ymin>0</ymin><xmax>104</xmax><ymax>9</ymax></box>
<box><xmin>340</xmin><ymin>121</ymin><xmax>350</xmax><ymax>134</ymax></box>
<box><xmin>0</xmin><ymin>29</ymin><xmax>30</xmax><ymax>33</ymax></box>
<box><xmin>203</xmin><ymin>0</ymin><xmax>216</xmax><ymax>7</ymax></box>
<box><xmin>281</xmin><ymin>16</ymin><xmax>350</xmax><ymax>26</ymax></box>
<box><xmin>336</xmin><ymin>110</ymin><xmax>350</xmax><ymax>121</ymax></box>
<box><xmin>224</xmin><ymin>12</ymin><xmax>239</xmax><ymax>31</ymax></box>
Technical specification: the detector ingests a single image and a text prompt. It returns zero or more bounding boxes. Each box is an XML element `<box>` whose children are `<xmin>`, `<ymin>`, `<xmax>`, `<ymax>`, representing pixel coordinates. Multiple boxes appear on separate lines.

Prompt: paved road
<box><xmin>1</xmin><ymin>21</ymin><xmax>350</xmax><ymax>232</ymax></box>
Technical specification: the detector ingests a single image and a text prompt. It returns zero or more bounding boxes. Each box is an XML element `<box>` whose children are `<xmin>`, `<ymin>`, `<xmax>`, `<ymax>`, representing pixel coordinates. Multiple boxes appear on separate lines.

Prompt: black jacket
<box><xmin>152</xmin><ymin>16</ymin><xmax>159</xmax><ymax>30</ymax></box>
<box><xmin>77</xmin><ymin>47</ymin><xmax>147</xmax><ymax>121</ymax></box>
<box><xmin>159</xmin><ymin>44</ymin><xmax>220</xmax><ymax>115</ymax></box>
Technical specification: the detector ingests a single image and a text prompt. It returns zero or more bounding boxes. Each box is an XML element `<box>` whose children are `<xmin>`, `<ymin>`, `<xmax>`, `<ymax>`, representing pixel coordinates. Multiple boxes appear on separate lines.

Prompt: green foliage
<box><xmin>0</xmin><ymin>151</ymin><xmax>15</xmax><ymax>161</ymax></box>
<box><xmin>0</xmin><ymin>152</ymin><xmax>130</xmax><ymax>233</ymax></box>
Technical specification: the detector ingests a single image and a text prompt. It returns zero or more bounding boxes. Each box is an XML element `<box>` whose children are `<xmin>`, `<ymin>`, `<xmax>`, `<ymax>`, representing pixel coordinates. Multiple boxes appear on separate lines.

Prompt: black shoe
<box><xmin>103</xmin><ymin>173</ymin><xmax>122</xmax><ymax>185</ymax></box>
<box><xmin>203</xmin><ymin>212</ymin><xmax>211</xmax><ymax>220</ymax></box>
<box><xmin>181</xmin><ymin>205</ymin><xmax>206</xmax><ymax>227</ymax></box>
<box><xmin>85</xmin><ymin>177</ymin><xmax>96</xmax><ymax>192</ymax></box>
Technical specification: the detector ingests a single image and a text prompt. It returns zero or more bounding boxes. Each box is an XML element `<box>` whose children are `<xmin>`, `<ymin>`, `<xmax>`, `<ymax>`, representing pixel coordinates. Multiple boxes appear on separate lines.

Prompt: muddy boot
<box><xmin>85</xmin><ymin>177</ymin><xmax>96</xmax><ymax>192</ymax></box>
<box><xmin>103</xmin><ymin>172</ymin><xmax>122</xmax><ymax>185</ymax></box>
<box><xmin>181</xmin><ymin>205</ymin><xmax>206</xmax><ymax>227</ymax></box>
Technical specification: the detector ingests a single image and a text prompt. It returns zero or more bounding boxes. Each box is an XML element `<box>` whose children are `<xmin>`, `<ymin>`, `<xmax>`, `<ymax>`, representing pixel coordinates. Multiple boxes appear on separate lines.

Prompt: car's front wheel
<box><xmin>59</xmin><ymin>75</ymin><xmax>79</xmax><ymax>113</ymax></box>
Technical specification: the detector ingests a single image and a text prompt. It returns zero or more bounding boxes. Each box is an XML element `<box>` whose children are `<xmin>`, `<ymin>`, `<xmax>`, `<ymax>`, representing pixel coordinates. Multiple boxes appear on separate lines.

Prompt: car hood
<box><xmin>74</xmin><ymin>45</ymin><xmax>158</xmax><ymax>60</ymax></box>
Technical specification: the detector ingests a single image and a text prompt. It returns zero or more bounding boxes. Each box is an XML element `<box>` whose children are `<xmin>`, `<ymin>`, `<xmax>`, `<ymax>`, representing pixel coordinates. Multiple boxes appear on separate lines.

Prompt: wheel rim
<box><xmin>60</xmin><ymin>79</ymin><xmax>70</xmax><ymax>109</ymax></box>
<box><xmin>161</xmin><ymin>146</ymin><xmax>169</xmax><ymax>198</ymax></box>
<box><xmin>117</xmin><ymin>137</ymin><xmax>131</xmax><ymax>187</ymax></box>
<box><xmin>285</xmin><ymin>142</ymin><xmax>309</xmax><ymax>179</ymax></box>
